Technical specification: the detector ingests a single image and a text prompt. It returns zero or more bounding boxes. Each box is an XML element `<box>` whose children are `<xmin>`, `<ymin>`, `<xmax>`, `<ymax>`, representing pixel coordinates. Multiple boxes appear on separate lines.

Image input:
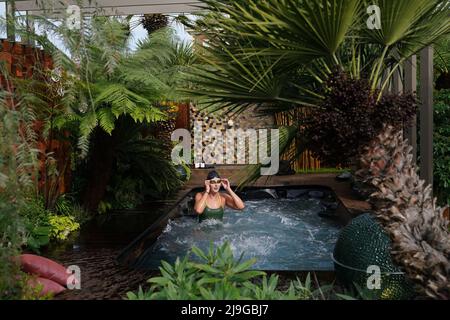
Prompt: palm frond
<box><xmin>237</xmin><ymin>125</ymin><xmax>299</xmax><ymax>188</ymax></box>
<box><xmin>97</xmin><ymin>108</ymin><xmax>116</xmax><ymax>135</ymax></box>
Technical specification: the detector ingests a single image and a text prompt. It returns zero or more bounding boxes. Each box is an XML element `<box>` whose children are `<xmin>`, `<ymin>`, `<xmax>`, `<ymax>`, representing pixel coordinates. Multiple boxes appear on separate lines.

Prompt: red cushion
<box><xmin>28</xmin><ymin>277</ymin><xmax>66</xmax><ymax>297</ymax></box>
<box><xmin>20</xmin><ymin>254</ymin><xmax>69</xmax><ymax>287</ymax></box>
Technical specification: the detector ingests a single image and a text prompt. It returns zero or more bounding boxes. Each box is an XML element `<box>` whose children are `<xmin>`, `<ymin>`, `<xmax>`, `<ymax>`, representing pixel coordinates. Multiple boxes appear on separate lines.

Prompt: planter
<box><xmin>333</xmin><ymin>213</ymin><xmax>415</xmax><ymax>300</ymax></box>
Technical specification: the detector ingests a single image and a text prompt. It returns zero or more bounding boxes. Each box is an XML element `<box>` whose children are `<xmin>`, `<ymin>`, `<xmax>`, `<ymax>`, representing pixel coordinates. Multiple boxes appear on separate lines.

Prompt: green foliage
<box><xmin>182</xmin><ymin>0</ymin><xmax>450</xmax><ymax>185</ymax></box>
<box><xmin>1</xmin><ymin>13</ymin><xmax>194</xmax><ymax>215</ymax></box>
<box><xmin>101</xmin><ymin>117</ymin><xmax>184</xmax><ymax>206</ymax></box>
<box><xmin>49</xmin><ymin>195</ymin><xmax>90</xmax><ymax>225</ymax></box>
<box><xmin>19</xmin><ymin>196</ymin><xmax>83</xmax><ymax>250</ymax></box>
<box><xmin>0</xmin><ymin>197</ymin><xmax>27</xmax><ymax>300</ymax></box>
<box><xmin>0</xmin><ymin>69</ymin><xmax>39</xmax><ymax>299</ymax></box>
<box><xmin>126</xmin><ymin>242</ymin><xmax>342</xmax><ymax>300</ymax></box>
<box><xmin>19</xmin><ymin>274</ymin><xmax>55</xmax><ymax>300</ymax></box>
<box><xmin>176</xmin><ymin>161</ymin><xmax>192</xmax><ymax>182</ymax></box>
<box><xmin>184</xmin><ymin>0</ymin><xmax>449</xmax><ymax>108</ymax></box>
<box><xmin>25</xmin><ymin>17</ymin><xmax>195</xmax><ymax>157</ymax></box>
<box><xmin>303</xmin><ymin>71</ymin><xmax>417</xmax><ymax>166</ymax></box>
<box><xmin>434</xmin><ymin>89</ymin><xmax>450</xmax><ymax>206</ymax></box>
<box><xmin>435</xmin><ymin>34</ymin><xmax>450</xmax><ymax>74</ymax></box>
<box><xmin>106</xmin><ymin>177</ymin><xmax>144</xmax><ymax>210</ymax></box>
<box><xmin>54</xmin><ymin>195</ymin><xmax>74</xmax><ymax>216</ymax></box>
<box><xmin>20</xmin><ymin>197</ymin><xmax>51</xmax><ymax>252</ymax></box>
<box><xmin>48</xmin><ymin>215</ymin><xmax>80</xmax><ymax>241</ymax></box>
<box><xmin>97</xmin><ymin>200</ymin><xmax>113</xmax><ymax>215</ymax></box>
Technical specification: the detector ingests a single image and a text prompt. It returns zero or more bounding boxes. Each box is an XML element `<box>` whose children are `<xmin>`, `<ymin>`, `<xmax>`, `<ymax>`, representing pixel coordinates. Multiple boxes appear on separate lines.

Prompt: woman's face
<box><xmin>209</xmin><ymin>178</ymin><xmax>221</xmax><ymax>193</ymax></box>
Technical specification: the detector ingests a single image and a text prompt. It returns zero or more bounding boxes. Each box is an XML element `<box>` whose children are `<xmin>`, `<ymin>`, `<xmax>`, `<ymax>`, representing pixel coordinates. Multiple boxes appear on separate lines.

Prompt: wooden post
<box><xmin>6</xmin><ymin>0</ymin><xmax>16</xmax><ymax>42</ymax></box>
<box><xmin>393</xmin><ymin>67</ymin><xmax>403</xmax><ymax>93</ymax></box>
<box><xmin>405</xmin><ymin>55</ymin><xmax>417</xmax><ymax>163</ymax></box>
<box><xmin>420</xmin><ymin>47</ymin><xmax>433</xmax><ymax>187</ymax></box>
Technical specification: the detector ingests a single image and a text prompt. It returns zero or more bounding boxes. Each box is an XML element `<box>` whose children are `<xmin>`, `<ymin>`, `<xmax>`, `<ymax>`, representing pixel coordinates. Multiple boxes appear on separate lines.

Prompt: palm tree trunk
<box><xmin>356</xmin><ymin>125</ymin><xmax>450</xmax><ymax>299</ymax></box>
<box><xmin>82</xmin><ymin>127</ymin><xmax>116</xmax><ymax>213</ymax></box>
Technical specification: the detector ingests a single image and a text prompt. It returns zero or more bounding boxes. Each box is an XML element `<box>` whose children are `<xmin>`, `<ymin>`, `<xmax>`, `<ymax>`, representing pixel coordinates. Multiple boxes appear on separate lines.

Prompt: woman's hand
<box><xmin>221</xmin><ymin>178</ymin><xmax>231</xmax><ymax>191</ymax></box>
<box><xmin>205</xmin><ymin>180</ymin><xmax>211</xmax><ymax>193</ymax></box>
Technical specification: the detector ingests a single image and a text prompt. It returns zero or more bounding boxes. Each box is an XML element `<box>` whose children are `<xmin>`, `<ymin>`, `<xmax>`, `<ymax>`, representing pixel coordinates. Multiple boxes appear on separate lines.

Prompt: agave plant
<box><xmin>181</xmin><ymin>0</ymin><xmax>450</xmax><ymax>299</ymax></box>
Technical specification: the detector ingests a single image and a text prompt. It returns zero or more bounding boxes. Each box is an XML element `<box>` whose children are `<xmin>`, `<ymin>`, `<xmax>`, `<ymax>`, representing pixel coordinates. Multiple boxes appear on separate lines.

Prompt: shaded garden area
<box><xmin>0</xmin><ymin>0</ymin><xmax>449</xmax><ymax>300</ymax></box>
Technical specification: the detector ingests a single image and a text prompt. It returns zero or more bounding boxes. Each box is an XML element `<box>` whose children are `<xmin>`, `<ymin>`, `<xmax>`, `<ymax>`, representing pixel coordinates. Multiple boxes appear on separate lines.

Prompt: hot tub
<box><xmin>117</xmin><ymin>186</ymin><xmax>350</xmax><ymax>272</ymax></box>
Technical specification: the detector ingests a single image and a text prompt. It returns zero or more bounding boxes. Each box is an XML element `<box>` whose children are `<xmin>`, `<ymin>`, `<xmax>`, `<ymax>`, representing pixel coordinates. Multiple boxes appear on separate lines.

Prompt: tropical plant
<box><xmin>9</xmin><ymin>13</ymin><xmax>197</xmax><ymax>212</ymax></box>
<box><xmin>182</xmin><ymin>0</ymin><xmax>449</xmax><ymax>174</ymax></box>
<box><xmin>0</xmin><ymin>65</ymin><xmax>40</xmax><ymax>299</ymax></box>
<box><xmin>302</xmin><ymin>70</ymin><xmax>417</xmax><ymax>167</ymax></box>
<box><xmin>97</xmin><ymin>116</ymin><xmax>184</xmax><ymax>209</ymax></box>
<box><xmin>48</xmin><ymin>215</ymin><xmax>80</xmax><ymax>241</ymax></box>
<box><xmin>0</xmin><ymin>195</ymin><xmax>27</xmax><ymax>299</ymax></box>
<box><xmin>183</xmin><ymin>0</ymin><xmax>449</xmax><ymax>111</ymax></box>
<box><xmin>181</xmin><ymin>0</ymin><xmax>450</xmax><ymax>300</ymax></box>
<box><xmin>126</xmin><ymin>242</ymin><xmax>341</xmax><ymax>300</ymax></box>
<box><xmin>435</xmin><ymin>35</ymin><xmax>450</xmax><ymax>90</ymax></box>
<box><xmin>19</xmin><ymin>195</ymin><xmax>83</xmax><ymax>250</ymax></box>
<box><xmin>19</xmin><ymin>197</ymin><xmax>52</xmax><ymax>252</ymax></box>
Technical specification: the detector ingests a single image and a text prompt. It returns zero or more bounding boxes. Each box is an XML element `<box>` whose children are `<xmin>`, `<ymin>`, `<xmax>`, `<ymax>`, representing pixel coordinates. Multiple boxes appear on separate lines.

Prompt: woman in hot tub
<box><xmin>194</xmin><ymin>171</ymin><xmax>245</xmax><ymax>222</ymax></box>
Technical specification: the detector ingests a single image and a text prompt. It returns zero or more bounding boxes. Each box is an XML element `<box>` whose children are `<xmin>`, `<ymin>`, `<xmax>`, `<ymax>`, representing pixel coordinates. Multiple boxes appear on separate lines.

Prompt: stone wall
<box><xmin>189</xmin><ymin>104</ymin><xmax>275</xmax><ymax>165</ymax></box>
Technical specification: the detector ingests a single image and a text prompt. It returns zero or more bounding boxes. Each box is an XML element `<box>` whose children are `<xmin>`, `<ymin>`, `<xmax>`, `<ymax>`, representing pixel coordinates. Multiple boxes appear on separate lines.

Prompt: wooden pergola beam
<box><xmin>14</xmin><ymin>0</ymin><xmax>205</xmax><ymax>15</ymax></box>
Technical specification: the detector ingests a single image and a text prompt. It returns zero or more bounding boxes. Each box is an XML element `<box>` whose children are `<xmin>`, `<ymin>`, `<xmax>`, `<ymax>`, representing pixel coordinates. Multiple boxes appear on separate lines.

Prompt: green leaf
<box><xmin>190</xmin><ymin>263</ymin><xmax>222</xmax><ymax>275</ymax></box>
<box><xmin>97</xmin><ymin>108</ymin><xmax>116</xmax><ymax>134</ymax></box>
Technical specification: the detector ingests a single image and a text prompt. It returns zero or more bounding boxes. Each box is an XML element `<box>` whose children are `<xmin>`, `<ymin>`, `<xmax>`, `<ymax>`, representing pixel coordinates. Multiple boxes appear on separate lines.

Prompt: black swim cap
<box><xmin>206</xmin><ymin>170</ymin><xmax>221</xmax><ymax>180</ymax></box>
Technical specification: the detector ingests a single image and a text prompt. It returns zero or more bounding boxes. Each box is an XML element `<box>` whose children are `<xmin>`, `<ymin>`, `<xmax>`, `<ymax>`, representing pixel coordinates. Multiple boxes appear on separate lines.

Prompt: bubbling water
<box><xmin>137</xmin><ymin>198</ymin><xmax>341</xmax><ymax>270</ymax></box>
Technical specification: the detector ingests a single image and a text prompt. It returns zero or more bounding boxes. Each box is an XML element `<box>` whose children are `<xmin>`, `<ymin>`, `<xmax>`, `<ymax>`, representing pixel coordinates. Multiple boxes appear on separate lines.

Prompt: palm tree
<box><xmin>7</xmin><ymin>14</ymin><xmax>196</xmax><ymax>212</ymax></box>
<box><xmin>181</xmin><ymin>0</ymin><xmax>450</xmax><ymax>299</ymax></box>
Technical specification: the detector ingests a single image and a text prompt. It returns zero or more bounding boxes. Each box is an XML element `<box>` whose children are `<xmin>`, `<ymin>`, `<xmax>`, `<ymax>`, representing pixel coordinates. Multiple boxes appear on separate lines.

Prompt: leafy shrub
<box><xmin>20</xmin><ymin>197</ymin><xmax>52</xmax><ymax>252</ymax></box>
<box><xmin>106</xmin><ymin>176</ymin><xmax>145</xmax><ymax>210</ymax></box>
<box><xmin>126</xmin><ymin>242</ymin><xmax>339</xmax><ymax>300</ymax></box>
<box><xmin>97</xmin><ymin>200</ymin><xmax>113</xmax><ymax>215</ymax></box>
<box><xmin>19</xmin><ymin>274</ymin><xmax>55</xmax><ymax>300</ymax></box>
<box><xmin>54</xmin><ymin>195</ymin><xmax>74</xmax><ymax>216</ymax></box>
<box><xmin>69</xmin><ymin>203</ymin><xmax>91</xmax><ymax>225</ymax></box>
<box><xmin>434</xmin><ymin>89</ymin><xmax>450</xmax><ymax>206</ymax></box>
<box><xmin>303</xmin><ymin>71</ymin><xmax>417</xmax><ymax>167</ymax></box>
<box><xmin>20</xmin><ymin>196</ymin><xmax>82</xmax><ymax>250</ymax></box>
<box><xmin>0</xmin><ymin>197</ymin><xmax>28</xmax><ymax>299</ymax></box>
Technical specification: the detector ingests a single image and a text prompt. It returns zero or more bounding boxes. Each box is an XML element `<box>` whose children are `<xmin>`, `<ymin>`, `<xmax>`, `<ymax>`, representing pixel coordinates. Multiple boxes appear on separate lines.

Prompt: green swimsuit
<box><xmin>199</xmin><ymin>205</ymin><xmax>224</xmax><ymax>223</ymax></box>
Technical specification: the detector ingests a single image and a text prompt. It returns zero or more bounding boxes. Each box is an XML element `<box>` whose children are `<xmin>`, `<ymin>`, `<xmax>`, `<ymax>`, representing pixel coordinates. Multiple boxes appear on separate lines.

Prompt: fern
<box><xmin>8</xmin><ymin>12</ymin><xmax>195</xmax><ymax>147</ymax></box>
<box><xmin>97</xmin><ymin>108</ymin><xmax>116</xmax><ymax>135</ymax></box>
<box><xmin>79</xmin><ymin>110</ymin><xmax>98</xmax><ymax>138</ymax></box>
